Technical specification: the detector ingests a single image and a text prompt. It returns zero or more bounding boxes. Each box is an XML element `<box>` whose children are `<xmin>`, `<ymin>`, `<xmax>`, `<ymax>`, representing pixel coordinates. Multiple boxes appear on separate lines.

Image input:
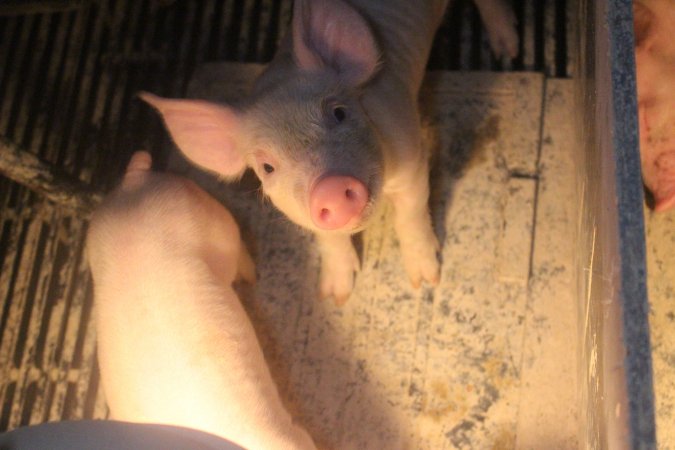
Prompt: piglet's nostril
<box><xmin>309</xmin><ymin>176</ymin><xmax>368</xmax><ymax>230</ymax></box>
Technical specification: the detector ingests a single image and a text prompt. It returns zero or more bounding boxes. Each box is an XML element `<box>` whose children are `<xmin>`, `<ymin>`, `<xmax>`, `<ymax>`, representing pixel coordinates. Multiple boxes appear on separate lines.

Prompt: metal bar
<box><xmin>0</xmin><ymin>1</ymin><xmax>84</xmax><ymax>17</ymax></box>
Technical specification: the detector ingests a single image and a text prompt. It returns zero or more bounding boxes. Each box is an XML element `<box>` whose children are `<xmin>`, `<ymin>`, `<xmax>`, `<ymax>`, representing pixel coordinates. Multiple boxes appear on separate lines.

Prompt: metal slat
<box><xmin>34</xmin><ymin>12</ymin><xmax>76</xmax><ymax>162</ymax></box>
<box><xmin>0</xmin><ymin>213</ymin><xmax>46</xmax><ymax>429</ymax></box>
<box><xmin>93</xmin><ymin>0</ymin><xmax>148</xmax><ymax>186</ymax></box>
<box><xmin>260</xmin><ymin>0</ymin><xmax>282</xmax><ymax>62</ymax></box>
<box><xmin>45</xmin><ymin>224</ymin><xmax>102</xmax><ymax>422</ymax></box>
<box><xmin>7</xmin><ymin>15</ymin><xmax>46</xmax><ymax>145</ymax></box>
<box><xmin>88</xmin><ymin>0</ymin><xmax>137</xmax><ymax>191</ymax></box>
<box><xmin>19</xmin><ymin>15</ymin><xmax>59</xmax><ymax>152</ymax></box>
<box><xmin>59</xmin><ymin>4</ymin><xmax>109</xmax><ymax>177</ymax></box>
<box><xmin>0</xmin><ymin>16</ymin><xmax>31</xmax><ymax>136</ymax></box>
<box><xmin>30</xmin><ymin>219</ymin><xmax>86</xmax><ymax>423</ymax></box>
<box><xmin>11</xmin><ymin>219</ymin><xmax>56</xmax><ymax>428</ymax></box>
<box><xmin>55</xmin><ymin>4</ymin><xmax>106</xmax><ymax>171</ymax></box>
<box><xmin>17</xmin><ymin>219</ymin><xmax>62</xmax><ymax>426</ymax></box>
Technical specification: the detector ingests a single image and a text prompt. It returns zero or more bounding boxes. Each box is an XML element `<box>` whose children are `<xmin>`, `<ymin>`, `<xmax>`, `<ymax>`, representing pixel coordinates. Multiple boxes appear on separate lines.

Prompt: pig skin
<box><xmin>86</xmin><ymin>151</ymin><xmax>317</xmax><ymax>450</ymax></box>
<box><xmin>634</xmin><ymin>0</ymin><xmax>675</xmax><ymax>212</ymax></box>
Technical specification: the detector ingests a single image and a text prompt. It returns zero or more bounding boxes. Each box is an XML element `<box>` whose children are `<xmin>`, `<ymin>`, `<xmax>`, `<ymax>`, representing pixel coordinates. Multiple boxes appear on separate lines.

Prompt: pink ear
<box><xmin>139</xmin><ymin>92</ymin><xmax>247</xmax><ymax>179</ymax></box>
<box><xmin>292</xmin><ymin>0</ymin><xmax>380</xmax><ymax>86</ymax></box>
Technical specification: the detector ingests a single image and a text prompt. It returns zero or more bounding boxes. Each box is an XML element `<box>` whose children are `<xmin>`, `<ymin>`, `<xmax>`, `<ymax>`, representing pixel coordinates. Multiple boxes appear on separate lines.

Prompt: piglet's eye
<box><xmin>332</xmin><ymin>106</ymin><xmax>347</xmax><ymax>123</ymax></box>
<box><xmin>263</xmin><ymin>163</ymin><xmax>275</xmax><ymax>174</ymax></box>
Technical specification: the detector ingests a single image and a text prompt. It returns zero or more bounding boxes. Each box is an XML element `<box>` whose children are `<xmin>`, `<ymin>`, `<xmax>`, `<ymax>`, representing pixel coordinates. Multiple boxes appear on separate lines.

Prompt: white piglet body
<box><xmin>141</xmin><ymin>0</ymin><xmax>518</xmax><ymax>302</ymax></box>
<box><xmin>87</xmin><ymin>152</ymin><xmax>316</xmax><ymax>450</ymax></box>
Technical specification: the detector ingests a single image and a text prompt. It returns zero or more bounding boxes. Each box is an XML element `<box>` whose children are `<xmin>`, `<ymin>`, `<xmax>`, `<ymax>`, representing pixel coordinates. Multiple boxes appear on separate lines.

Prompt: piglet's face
<box><xmin>141</xmin><ymin>0</ymin><xmax>390</xmax><ymax>228</ymax></box>
<box><xmin>139</xmin><ymin>77</ymin><xmax>384</xmax><ymax>234</ymax></box>
<box><xmin>242</xmin><ymin>74</ymin><xmax>383</xmax><ymax>232</ymax></box>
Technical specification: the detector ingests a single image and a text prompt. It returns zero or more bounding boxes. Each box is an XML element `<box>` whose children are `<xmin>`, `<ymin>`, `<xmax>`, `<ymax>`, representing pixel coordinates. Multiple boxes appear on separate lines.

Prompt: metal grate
<box><xmin>0</xmin><ymin>0</ymin><xmax>574</xmax><ymax>432</ymax></box>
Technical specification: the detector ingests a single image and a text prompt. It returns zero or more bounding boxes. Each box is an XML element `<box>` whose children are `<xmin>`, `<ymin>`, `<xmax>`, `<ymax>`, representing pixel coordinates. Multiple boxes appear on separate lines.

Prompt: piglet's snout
<box><xmin>310</xmin><ymin>175</ymin><xmax>368</xmax><ymax>230</ymax></box>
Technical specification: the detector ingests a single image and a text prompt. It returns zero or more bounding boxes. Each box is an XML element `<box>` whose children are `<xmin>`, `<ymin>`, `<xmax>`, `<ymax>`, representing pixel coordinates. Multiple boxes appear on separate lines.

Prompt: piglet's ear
<box><xmin>139</xmin><ymin>92</ymin><xmax>246</xmax><ymax>179</ymax></box>
<box><xmin>292</xmin><ymin>0</ymin><xmax>380</xmax><ymax>86</ymax></box>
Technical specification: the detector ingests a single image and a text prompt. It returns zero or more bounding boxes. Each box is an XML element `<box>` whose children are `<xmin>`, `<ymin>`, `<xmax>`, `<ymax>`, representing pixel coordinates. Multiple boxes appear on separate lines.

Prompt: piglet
<box><xmin>86</xmin><ymin>151</ymin><xmax>316</xmax><ymax>450</ymax></box>
<box><xmin>141</xmin><ymin>0</ymin><xmax>519</xmax><ymax>302</ymax></box>
<box><xmin>634</xmin><ymin>0</ymin><xmax>675</xmax><ymax>212</ymax></box>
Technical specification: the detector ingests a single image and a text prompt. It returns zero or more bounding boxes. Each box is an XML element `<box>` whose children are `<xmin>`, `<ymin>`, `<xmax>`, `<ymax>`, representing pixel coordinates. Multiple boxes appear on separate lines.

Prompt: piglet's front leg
<box><xmin>317</xmin><ymin>233</ymin><xmax>360</xmax><ymax>305</ymax></box>
<box><xmin>389</xmin><ymin>161</ymin><xmax>441</xmax><ymax>288</ymax></box>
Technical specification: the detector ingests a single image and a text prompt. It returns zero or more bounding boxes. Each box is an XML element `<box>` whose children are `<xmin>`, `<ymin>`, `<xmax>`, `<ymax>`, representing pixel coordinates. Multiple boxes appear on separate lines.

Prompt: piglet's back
<box><xmin>86</xmin><ymin>152</ymin><xmax>316</xmax><ymax>450</ymax></box>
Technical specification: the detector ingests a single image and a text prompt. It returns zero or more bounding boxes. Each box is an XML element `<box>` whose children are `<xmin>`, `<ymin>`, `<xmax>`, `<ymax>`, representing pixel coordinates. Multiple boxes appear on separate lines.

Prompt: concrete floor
<box><xmin>174</xmin><ymin>66</ymin><xmax>579</xmax><ymax>449</ymax></box>
<box><xmin>645</xmin><ymin>208</ymin><xmax>675</xmax><ymax>449</ymax></box>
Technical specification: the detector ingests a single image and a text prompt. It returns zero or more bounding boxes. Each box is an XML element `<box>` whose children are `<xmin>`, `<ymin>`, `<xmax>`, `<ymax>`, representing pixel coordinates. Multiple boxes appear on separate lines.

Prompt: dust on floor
<box><xmin>645</xmin><ymin>207</ymin><xmax>675</xmax><ymax>450</ymax></box>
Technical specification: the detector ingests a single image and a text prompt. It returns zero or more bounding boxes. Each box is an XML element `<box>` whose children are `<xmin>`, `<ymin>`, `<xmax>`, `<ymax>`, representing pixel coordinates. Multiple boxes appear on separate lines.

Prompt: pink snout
<box><xmin>310</xmin><ymin>176</ymin><xmax>368</xmax><ymax>230</ymax></box>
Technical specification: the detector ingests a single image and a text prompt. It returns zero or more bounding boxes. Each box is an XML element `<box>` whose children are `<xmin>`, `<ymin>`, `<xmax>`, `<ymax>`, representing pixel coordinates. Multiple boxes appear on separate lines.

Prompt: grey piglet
<box><xmin>141</xmin><ymin>0</ymin><xmax>518</xmax><ymax>303</ymax></box>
